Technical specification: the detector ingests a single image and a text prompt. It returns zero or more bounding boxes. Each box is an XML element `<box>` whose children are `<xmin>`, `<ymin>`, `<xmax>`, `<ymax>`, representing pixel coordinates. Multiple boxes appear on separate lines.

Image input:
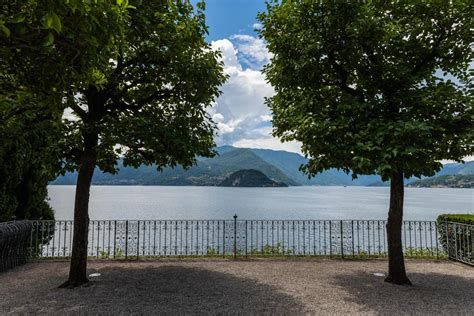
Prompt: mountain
<box><xmin>435</xmin><ymin>162</ymin><xmax>474</xmax><ymax>176</ymax></box>
<box><xmin>248</xmin><ymin>147</ymin><xmax>386</xmax><ymax>186</ymax></box>
<box><xmin>408</xmin><ymin>175</ymin><xmax>474</xmax><ymax>188</ymax></box>
<box><xmin>218</xmin><ymin>169</ymin><xmax>288</xmax><ymax>187</ymax></box>
<box><xmin>53</xmin><ymin>147</ymin><xmax>298</xmax><ymax>186</ymax></box>
<box><xmin>51</xmin><ymin>146</ymin><xmax>474</xmax><ymax>186</ymax></box>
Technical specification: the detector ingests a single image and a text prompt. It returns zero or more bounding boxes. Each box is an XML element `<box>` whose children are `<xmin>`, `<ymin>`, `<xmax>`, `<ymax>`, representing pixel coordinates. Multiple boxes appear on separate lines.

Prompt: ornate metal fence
<box><xmin>1</xmin><ymin>221</ymin><xmax>32</xmax><ymax>271</ymax></box>
<box><xmin>29</xmin><ymin>218</ymin><xmax>444</xmax><ymax>259</ymax></box>
<box><xmin>439</xmin><ymin>221</ymin><xmax>473</xmax><ymax>266</ymax></box>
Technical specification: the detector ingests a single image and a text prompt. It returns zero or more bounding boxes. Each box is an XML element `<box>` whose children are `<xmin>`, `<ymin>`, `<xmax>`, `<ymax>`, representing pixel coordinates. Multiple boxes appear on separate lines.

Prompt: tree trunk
<box><xmin>59</xmin><ymin>145</ymin><xmax>97</xmax><ymax>288</ymax></box>
<box><xmin>385</xmin><ymin>171</ymin><xmax>412</xmax><ymax>285</ymax></box>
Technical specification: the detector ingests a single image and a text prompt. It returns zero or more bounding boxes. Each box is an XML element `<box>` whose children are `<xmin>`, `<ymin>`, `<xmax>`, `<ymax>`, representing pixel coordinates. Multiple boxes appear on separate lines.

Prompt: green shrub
<box><xmin>404</xmin><ymin>247</ymin><xmax>445</xmax><ymax>258</ymax></box>
<box><xmin>206</xmin><ymin>248</ymin><xmax>218</xmax><ymax>256</ymax></box>
<box><xmin>437</xmin><ymin>214</ymin><xmax>474</xmax><ymax>225</ymax></box>
<box><xmin>114</xmin><ymin>248</ymin><xmax>123</xmax><ymax>258</ymax></box>
<box><xmin>250</xmin><ymin>243</ymin><xmax>293</xmax><ymax>256</ymax></box>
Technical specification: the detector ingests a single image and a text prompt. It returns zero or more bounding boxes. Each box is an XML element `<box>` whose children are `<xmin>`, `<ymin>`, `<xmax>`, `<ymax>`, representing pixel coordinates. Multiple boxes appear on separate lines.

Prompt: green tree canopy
<box><xmin>57</xmin><ymin>0</ymin><xmax>226</xmax><ymax>287</ymax></box>
<box><xmin>0</xmin><ymin>0</ymin><xmax>129</xmax><ymax>221</ymax></box>
<box><xmin>260</xmin><ymin>1</ymin><xmax>473</xmax><ymax>180</ymax></box>
<box><xmin>61</xmin><ymin>0</ymin><xmax>226</xmax><ymax>174</ymax></box>
<box><xmin>1</xmin><ymin>0</ymin><xmax>128</xmax><ymax>93</ymax></box>
<box><xmin>0</xmin><ymin>87</ymin><xmax>60</xmax><ymax>221</ymax></box>
<box><xmin>259</xmin><ymin>0</ymin><xmax>473</xmax><ymax>284</ymax></box>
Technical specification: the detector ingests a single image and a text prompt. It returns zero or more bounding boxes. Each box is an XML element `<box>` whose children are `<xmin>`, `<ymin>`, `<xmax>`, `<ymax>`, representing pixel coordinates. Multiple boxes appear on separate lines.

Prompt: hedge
<box><xmin>437</xmin><ymin>214</ymin><xmax>474</xmax><ymax>225</ymax></box>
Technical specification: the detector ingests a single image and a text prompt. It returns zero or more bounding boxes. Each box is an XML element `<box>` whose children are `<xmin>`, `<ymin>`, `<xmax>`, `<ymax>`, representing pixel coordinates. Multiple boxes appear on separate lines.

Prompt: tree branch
<box><xmin>119</xmin><ymin>77</ymin><xmax>154</xmax><ymax>96</ymax></box>
<box><xmin>107</xmin><ymin>87</ymin><xmax>175</xmax><ymax>114</ymax></box>
<box><xmin>0</xmin><ymin>106</ymin><xmax>29</xmax><ymax>123</ymax></box>
<box><xmin>328</xmin><ymin>51</ymin><xmax>365</xmax><ymax>103</ymax></box>
<box><xmin>134</xmin><ymin>89</ymin><xmax>175</xmax><ymax>108</ymax></box>
<box><xmin>112</xmin><ymin>55</ymin><xmax>142</xmax><ymax>77</ymax></box>
<box><xmin>70</xmin><ymin>103</ymin><xmax>88</xmax><ymax>120</ymax></box>
<box><xmin>409</xmin><ymin>31</ymin><xmax>449</xmax><ymax>76</ymax></box>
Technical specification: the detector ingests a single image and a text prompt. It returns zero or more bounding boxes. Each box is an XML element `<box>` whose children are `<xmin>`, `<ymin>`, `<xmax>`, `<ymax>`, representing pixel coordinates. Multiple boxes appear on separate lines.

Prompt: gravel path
<box><xmin>0</xmin><ymin>259</ymin><xmax>472</xmax><ymax>315</ymax></box>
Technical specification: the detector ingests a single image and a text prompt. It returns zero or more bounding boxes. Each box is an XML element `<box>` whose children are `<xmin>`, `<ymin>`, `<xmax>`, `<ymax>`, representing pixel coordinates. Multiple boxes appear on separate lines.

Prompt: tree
<box><xmin>59</xmin><ymin>0</ymin><xmax>226</xmax><ymax>287</ymax></box>
<box><xmin>259</xmin><ymin>1</ymin><xmax>473</xmax><ymax>284</ymax></box>
<box><xmin>0</xmin><ymin>87</ymin><xmax>59</xmax><ymax>222</ymax></box>
<box><xmin>0</xmin><ymin>0</ymin><xmax>128</xmax><ymax>93</ymax></box>
<box><xmin>0</xmin><ymin>0</ymin><xmax>128</xmax><ymax>221</ymax></box>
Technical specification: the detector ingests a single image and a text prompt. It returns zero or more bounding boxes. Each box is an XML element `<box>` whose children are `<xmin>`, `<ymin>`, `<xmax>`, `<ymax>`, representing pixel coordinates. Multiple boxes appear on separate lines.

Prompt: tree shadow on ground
<box><xmin>32</xmin><ymin>265</ymin><xmax>304</xmax><ymax>314</ymax></box>
<box><xmin>331</xmin><ymin>271</ymin><xmax>474</xmax><ymax>315</ymax></box>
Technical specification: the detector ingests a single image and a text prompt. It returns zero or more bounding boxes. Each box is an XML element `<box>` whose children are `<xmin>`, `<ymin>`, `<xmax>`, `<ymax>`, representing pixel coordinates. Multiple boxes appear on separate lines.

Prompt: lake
<box><xmin>48</xmin><ymin>186</ymin><xmax>473</xmax><ymax>221</ymax></box>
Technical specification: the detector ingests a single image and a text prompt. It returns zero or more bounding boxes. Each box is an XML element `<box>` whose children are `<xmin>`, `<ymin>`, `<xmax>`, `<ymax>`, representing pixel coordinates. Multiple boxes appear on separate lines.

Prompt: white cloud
<box><xmin>230</xmin><ymin>34</ymin><xmax>273</xmax><ymax>69</ymax></box>
<box><xmin>252</xmin><ymin>23</ymin><xmax>263</xmax><ymax>30</ymax></box>
<box><xmin>234</xmin><ymin>138</ymin><xmax>302</xmax><ymax>154</ymax></box>
<box><xmin>212</xmin><ymin>38</ymin><xmax>241</xmax><ymax>73</ymax></box>
<box><xmin>216</xmin><ymin>118</ymin><xmax>242</xmax><ymax>135</ymax></box>
<box><xmin>260</xmin><ymin>114</ymin><xmax>272</xmax><ymax>122</ymax></box>
<box><xmin>210</xmin><ymin>36</ymin><xmax>301</xmax><ymax>154</ymax></box>
<box><xmin>212</xmin><ymin>113</ymin><xmax>224</xmax><ymax>123</ymax></box>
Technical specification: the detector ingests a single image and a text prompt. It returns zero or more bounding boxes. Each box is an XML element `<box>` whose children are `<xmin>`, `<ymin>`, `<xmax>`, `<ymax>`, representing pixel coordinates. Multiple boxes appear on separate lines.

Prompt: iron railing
<box><xmin>1</xmin><ymin>221</ymin><xmax>32</xmax><ymax>271</ymax></box>
<box><xmin>440</xmin><ymin>221</ymin><xmax>473</xmax><ymax>266</ymax></box>
<box><xmin>29</xmin><ymin>217</ymin><xmax>446</xmax><ymax>260</ymax></box>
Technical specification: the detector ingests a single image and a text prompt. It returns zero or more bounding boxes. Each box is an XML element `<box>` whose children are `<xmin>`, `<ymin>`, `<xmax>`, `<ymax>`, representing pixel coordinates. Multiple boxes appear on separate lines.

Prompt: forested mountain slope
<box><xmin>52</xmin><ymin>146</ymin><xmax>474</xmax><ymax>186</ymax></box>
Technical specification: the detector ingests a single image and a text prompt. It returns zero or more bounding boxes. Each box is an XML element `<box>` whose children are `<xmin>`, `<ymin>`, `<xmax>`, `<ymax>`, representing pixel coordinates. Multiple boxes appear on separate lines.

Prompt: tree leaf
<box><xmin>12</xmin><ymin>15</ymin><xmax>26</xmax><ymax>23</ymax></box>
<box><xmin>51</xmin><ymin>13</ymin><xmax>62</xmax><ymax>33</ymax></box>
<box><xmin>43</xmin><ymin>13</ymin><xmax>53</xmax><ymax>29</ymax></box>
<box><xmin>43</xmin><ymin>32</ymin><xmax>54</xmax><ymax>46</ymax></box>
<box><xmin>196</xmin><ymin>1</ymin><xmax>206</xmax><ymax>11</ymax></box>
<box><xmin>0</xmin><ymin>24</ymin><xmax>10</xmax><ymax>37</ymax></box>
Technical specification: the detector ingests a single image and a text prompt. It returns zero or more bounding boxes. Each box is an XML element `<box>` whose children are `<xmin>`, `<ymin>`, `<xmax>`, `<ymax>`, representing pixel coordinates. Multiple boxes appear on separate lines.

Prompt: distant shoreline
<box><xmin>50</xmin><ymin>146</ymin><xmax>474</xmax><ymax>187</ymax></box>
<box><xmin>48</xmin><ymin>184</ymin><xmax>473</xmax><ymax>189</ymax></box>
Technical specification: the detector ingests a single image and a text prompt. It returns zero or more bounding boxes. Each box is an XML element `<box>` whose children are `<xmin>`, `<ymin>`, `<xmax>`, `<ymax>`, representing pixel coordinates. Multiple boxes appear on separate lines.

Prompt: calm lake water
<box><xmin>48</xmin><ymin>186</ymin><xmax>473</xmax><ymax>221</ymax></box>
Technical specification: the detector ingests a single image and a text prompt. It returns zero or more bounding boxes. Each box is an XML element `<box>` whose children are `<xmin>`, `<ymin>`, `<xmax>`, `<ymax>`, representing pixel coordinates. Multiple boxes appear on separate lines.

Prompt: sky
<box><xmin>196</xmin><ymin>0</ymin><xmax>304</xmax><ymax>154</ymax></box>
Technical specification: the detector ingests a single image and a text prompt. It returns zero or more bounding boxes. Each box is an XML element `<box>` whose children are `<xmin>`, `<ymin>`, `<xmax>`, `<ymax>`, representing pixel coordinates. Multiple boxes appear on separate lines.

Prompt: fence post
<box><xmin>137</xmin><ymin>221</ymin><xmax>140</xmax><ymax>260</ymax></box>
<box><xmin>114</xmin><ymin>221</ymin><xmax>117</xmax><ymax>259</ymax></box>
<box><xmin>435</xmin><ymin>221</ymin><xmax>439</xmax><ymax>259</ymax></box>
<box><xmin>222</xmin><ymin>221</ymin><xmax>225</xmax><ymax>258</ymax></box>
<box><xmin>454</xmin><ymin>222</ymin><xmax>458</xmax><ymax>261</ymax></box>
<box><xmin>445</xmin><ymin>219</ymin><xmax>449</xmax><ymax>259</ymax></box>
<box><xmin>329</xmin><ymin>221</ymin><xmax>332</xmax><ymax>257</ymax></box>
<box><xmin>245</xmin><ymin>220</ymin><xmax>248</xmax><ymax>258</ymax></box>
<box><xmin>351</xmin><ymin>220</ymin><xmax>355</xmax><ymax>257</ymax></box>
<box><xmin>233</xmin><ymin>214</ymin><xmax>237</xmax><ymax>259</ymax></box>
<box><xmin>125</xmin><ymin>220</ymin><xmax>129</xmax><ymax>260</ymax></box>
<box><xmin>340</xmin><ymin>220</ymin><xmax>344</xmax><ymax>258</ymax></box>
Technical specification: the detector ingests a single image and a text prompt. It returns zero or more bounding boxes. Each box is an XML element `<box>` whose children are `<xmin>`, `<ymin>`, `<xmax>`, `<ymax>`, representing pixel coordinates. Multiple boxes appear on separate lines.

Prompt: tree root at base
<box><xmin>58</xmin><ymin>278</ymin><xmax>90</xmax><ymax>289</ymax></box>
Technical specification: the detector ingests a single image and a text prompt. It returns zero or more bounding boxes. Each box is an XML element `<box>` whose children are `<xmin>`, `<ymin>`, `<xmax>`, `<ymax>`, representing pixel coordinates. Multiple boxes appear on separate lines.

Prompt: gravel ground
<box><xmin>0</xmin><ymin>259</ymin><xmax>472</xmax><ymax>315</ymax></box>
